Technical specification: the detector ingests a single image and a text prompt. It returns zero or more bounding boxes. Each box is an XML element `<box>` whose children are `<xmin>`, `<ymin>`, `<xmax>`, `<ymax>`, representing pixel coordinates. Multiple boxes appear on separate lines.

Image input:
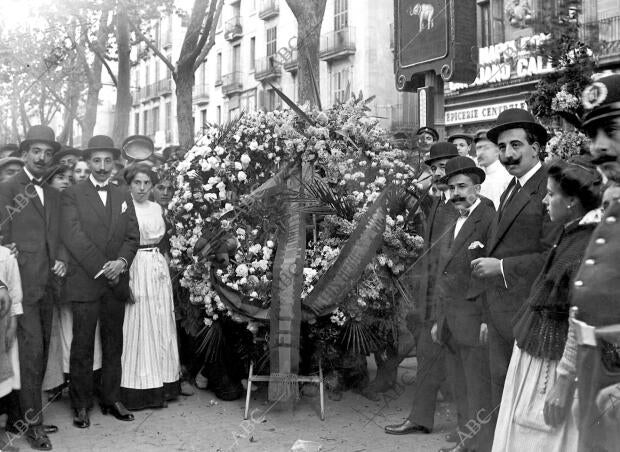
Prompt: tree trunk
<box><xmin>82</xmin><ymin>58</ymin><xmax>103</xmax><ymax>145</ymax></box>
<box><xmin>174</xmin><ymin>63</ymin><xmax>195</xmax><ymax>153</ymax></box>
<box><xmin>286</xmin><ymin>0</ymin><xmax>327</xmax><ymax>106</ymax></box>
<box><xmin>112</xmin><ymin>4</ymin><xmax>131</xmax><ymax>147</ymax></box>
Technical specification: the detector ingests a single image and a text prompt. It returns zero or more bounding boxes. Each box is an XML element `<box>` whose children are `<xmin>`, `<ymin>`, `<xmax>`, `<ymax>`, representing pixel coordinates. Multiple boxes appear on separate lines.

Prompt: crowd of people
<box><xmin>0</xmin><ymin>130</ymin><xmax>191</xmax><ymax>451</ymax></box>
<box><xmin>0</xmin><ymin>72</ymin><xmax>619</xmax><ymax>452</ymax></box>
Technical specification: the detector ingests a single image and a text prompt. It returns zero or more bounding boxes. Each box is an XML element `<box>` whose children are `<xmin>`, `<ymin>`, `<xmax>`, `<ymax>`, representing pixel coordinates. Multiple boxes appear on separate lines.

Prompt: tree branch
<box><xmin>177</xmin><ymin>0</ymin><xmax>210</xmax><ymax>67</ymax></box>
<box><xmin>126</xmin><ymin>12</ymin><xmax>175</xmax><ymax>74</ymax></box>
<box><xmin>193</xmin><ymin>0</ymin><xmax>224</xmax><ymax>71</ymax></box>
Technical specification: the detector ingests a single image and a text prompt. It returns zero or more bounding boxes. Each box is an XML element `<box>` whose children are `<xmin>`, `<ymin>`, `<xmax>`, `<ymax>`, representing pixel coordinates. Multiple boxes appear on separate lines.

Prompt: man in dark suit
<box><xmin>431</xmin><ymin>157</ymin><xmax>495</xmax><ymax>452</ymax></box>
<box><xmin>60</xmin><ymin>135</ymin><xmax>139</xmax><ymax>429</ymax></box>
<box><xmin>0</xmin><ymin>125</ymin><xmax>65</xmax><ymax>450</ymax></box>
<box><xmin>471</xmin><ymin>109</ymin><xmax>559</xmax><ymax>416</ymax></box>
<box><xmin>385</xmin><ymin>142</ymin><xmax>460</xmax><ymax>436</ymax></box>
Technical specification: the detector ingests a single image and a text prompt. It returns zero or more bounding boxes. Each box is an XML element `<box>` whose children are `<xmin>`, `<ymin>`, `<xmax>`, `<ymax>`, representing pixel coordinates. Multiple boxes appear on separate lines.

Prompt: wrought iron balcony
<box><xmin>319</xmin><ymin>27</ymin><xmax>356</xmax><ymax>61</ymax></box>
<box><xmin>582</xmin><ymin>16</ymin><xmax>620</xmax><ymax>63</ymax></box>
<box><xmin>283</xmin><ymin>49</ymin><xmax>298</xmax><ymax>73</ymax></box>
<box><xmin>254</xmin><ymin>56</ymin><xmax>281</xmax><ymax>81</ymax></box>
<box><xmin>224</xmin><ymin>16</ymin><xmax>243</xmax><ymax>41</ymax></box>
<box><xmin>193</xmin><ymin>84</ymin><xmax>209</xmax><ymax>103</ymax></box>
<box><xmin>221</xmin><ymin>71</ymin><xmax>243</xmax><ymax>96</ymax></box>
<box><xmin>157</xmin><ymin>78</ymin><xmax>172</xmax><ymax>95</ymax></box>
<box><xmin>259</xmin><ymin>0</ymin><xmax>279</xmax><ymax>20</ymax></box>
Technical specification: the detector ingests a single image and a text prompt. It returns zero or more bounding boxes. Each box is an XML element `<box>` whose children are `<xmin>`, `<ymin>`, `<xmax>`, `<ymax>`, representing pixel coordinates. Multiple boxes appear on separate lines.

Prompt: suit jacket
<box><xmin>482</xmin><ymin>165</ymin><xmax>560</xmax><ymax>338</ymax></box>
<box><xmin>435</xmin><ymin>200</ymin><xmax>496</xmax><ymax>347</ymax></box>
<box><xmin>0</xmin><ymin>169</ymin><xmax>61</xmax><ymax>303</ymax></box>
<box><xmin>60</xmin><ymin>179</ymin><xmax>139</xmax><ymax>302</ymax></box>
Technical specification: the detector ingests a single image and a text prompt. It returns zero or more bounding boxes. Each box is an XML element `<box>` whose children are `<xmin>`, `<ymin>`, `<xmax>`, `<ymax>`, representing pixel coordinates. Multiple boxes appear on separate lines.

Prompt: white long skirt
<box><xmin>121</xmin><ymin>249</ymin><xmax>180</xmax><ymax>390</ymax></box>
<box><xmin>492</xmin><ymin>343</ymin><xmax>578</xmax><ymax>452</ymax></box>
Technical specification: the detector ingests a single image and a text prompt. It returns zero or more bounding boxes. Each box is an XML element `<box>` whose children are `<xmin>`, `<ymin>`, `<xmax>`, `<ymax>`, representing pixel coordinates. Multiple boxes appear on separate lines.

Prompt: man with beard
<box><xmin>60</xmin><ymin>135</ymin><xmax>139</xmax><ymax>429</ymax></box>
<box><xmin>469</xmin><ymin>109</ymin><xmax>559</xmax><ymax>430</ymax></box>
<box><xmin>384</xmin><ymin>143</ymin><xmax>460</xmax><ymax>437</ymax></box>
<box><xmin>0</xmin><ymin>125</ymin><xmax>65</xmax><ymax>450</ymax></box>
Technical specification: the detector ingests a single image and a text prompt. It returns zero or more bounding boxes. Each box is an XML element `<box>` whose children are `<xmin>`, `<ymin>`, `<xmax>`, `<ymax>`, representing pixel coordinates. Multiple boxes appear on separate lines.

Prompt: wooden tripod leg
<box><xmin>244</xmin><ymin>361</ymin><xmax>254</xmax><ymax>420</ymax></box>
<box><xmin>319</xmin><ymin>361</ymin><xmax>325</xmax><ymax>421</ymax></box>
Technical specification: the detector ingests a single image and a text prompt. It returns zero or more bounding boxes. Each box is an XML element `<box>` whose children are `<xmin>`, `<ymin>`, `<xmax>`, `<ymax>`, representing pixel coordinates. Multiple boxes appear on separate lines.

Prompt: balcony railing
<box><xmin>221</xmin><ymin>71</ymin><xmax>243</xmax><ymax>96</ymax></box>
<box><xmin>259</xmin><ymin>0</ymin><xmax>279</xmax><ymax>20</ymax></box>
<box><xmin>193</xmin><ymin>84</ymin><xmax>209</xmax><ymax>102</ymax></box>
<box><xmin>131</xmin><ymin>88</ymin><xmax>140</xmax><ymax>104</ymax></box>
<box><xmin>224</xmin><ymin>16</ymin><xmax>243</xmax><ymax>41</ymax></box>
<box><xmin>157</xmin><ymin>78</ymin><xmax>172</xmax><ymax>95</ymax></box>
<box><xmin>254</xmin><ymin>56</ymin><xmax>281</xmax><ymax>81</ymax></box>
<box><xmin>283</xmin><ymin>49</ymin><xmax>298</xmax><ymax>73</ymax></box>
<box><xmin>582</xmin><ymin>16</ymin><xmax>620</xmax><ymax>62</ymax></box>
<box><xmin>319</xmin><ymin>27</ymin><xmax>356</xmax><ymax>61</ymax></box>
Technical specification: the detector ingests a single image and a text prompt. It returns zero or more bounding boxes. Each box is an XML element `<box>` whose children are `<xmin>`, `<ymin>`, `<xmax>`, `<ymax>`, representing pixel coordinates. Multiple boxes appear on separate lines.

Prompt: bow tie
<box><xmin>458</xmin><ymin>209</ymin><xmax>470</xmax><ymax>218</ymax></box>
<box><xmin>95</xmin><ymin>184</ymin><xmax>109</xmax><ymax>192</ymax></box>
<box><xmin>31</xmin><ymin>178</ymin><xmax>44</xmax><ymax>186</ymax></box>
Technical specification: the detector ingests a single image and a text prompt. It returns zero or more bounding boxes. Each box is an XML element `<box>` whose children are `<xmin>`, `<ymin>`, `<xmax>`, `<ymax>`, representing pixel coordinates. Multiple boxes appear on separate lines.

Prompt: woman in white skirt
<box><xmin>120</xmin><ymin>163</ymin><xmax>180</xmax><ymax>410</ymax></box>
<box><xmin>492</xmin><ymin>158</ymin><xmax>601</xmax><ymax>451</ymax></box>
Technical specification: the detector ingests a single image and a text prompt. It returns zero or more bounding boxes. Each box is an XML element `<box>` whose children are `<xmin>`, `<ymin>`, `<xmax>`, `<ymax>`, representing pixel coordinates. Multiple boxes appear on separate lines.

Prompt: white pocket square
<box><xmin>121</xmin><ymin>201</ymin><xmax>127</xmax><ymax>214</ymax></box>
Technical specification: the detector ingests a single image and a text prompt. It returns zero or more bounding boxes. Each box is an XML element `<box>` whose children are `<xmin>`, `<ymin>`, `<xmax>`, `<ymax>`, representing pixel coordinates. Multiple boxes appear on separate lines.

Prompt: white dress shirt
<box><xmin>23</xmin><ymin>167</ymin><xmax>44</xmax><ymax>206</ymax></box>
<box><xmin>454</xmin><ymin>198</ymin><xmax>481</xmax><ymax>238</ymax></box>
<box><xmin>89</xmin><ymin>174</ymin><xmax>111</xmax><ymax>206</ymax></box>
<box><xmin>480</xmin><ymin>160</ymin><xmax>512</xmax><ymax>209</ymax></box>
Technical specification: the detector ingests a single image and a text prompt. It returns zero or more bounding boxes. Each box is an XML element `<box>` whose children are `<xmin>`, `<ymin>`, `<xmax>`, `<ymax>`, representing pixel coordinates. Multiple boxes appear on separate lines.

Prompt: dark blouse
<box><xmin>513</xmin><ymin>218</ymin><xmax>596</xmax><ymax>361</ymax></box>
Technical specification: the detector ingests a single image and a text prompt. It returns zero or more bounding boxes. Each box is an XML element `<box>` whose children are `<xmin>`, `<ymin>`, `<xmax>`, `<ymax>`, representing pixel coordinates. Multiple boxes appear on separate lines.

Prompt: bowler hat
<box><xmin>122</xmin><ymin>135</ymin><xmax>154</xmax><ymax>162</ymax></box>
<box><xmin>416</xmin><ymin>126</ymin><xmax>439</xmax><ymax>141</ymax></box>
<box><xmin>424</xmin><ymin>142</ymin><xmax>459</xmax><ymax>165</ymax></box>
<box><xmin>19</xmin><ymin>125</ymin><xmax>61</xmax><ymax>153</ymax></box>
<box><xmin>53</xmin><ymin>146</ymin><xmax>81</xmax><ymax>163</ymax></box>
<box><xmin>441</xmin><ymin>156</ymin><xmax>486</xmax><ymax>185</ymax></box>
<box><xmin>581</xmin><ymin>74</ymin><xmax>620</xmax><ymax>129</ymax></box>
<box><xmin>83</xmin><ymin>135</ymin><xmax>120</xmax><ymax>160</ymax></box>
<box><xmin>0</xmin><ymin>157</ymin><xmax>24</xmax><ymax>170</ymax></box>
<box><xmin>0</xmin><ymin>143</ymin><xmax>19</xmax><ymax>155</ymax></box>
<box><xmin>473</xmin><ymin>129</ymin><xmax>491</xmax><ymax>144</ymax></box>
<box><xmin>448</xmin><ymin>133</ymin><xmax>473</xmax><ymax>144</ymax></box>
<box><xmin>487</xmin><ymin>108</ymin><xmax>548</xmax><ymax>146</ymax></box>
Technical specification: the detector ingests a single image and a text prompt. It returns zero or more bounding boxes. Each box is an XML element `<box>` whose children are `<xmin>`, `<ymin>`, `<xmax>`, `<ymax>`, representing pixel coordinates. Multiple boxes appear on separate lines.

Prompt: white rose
<box><xmin>235</xmin><ymin>264</ymin><xmax>249</xmax><ymax>278</ymax></box>
<box><xmin>249</xmin><ymin>140</ymin><xmax>259</xmax><ymax>151</ymax></box>
<box><xmin>240</xmin><ymin>153</ymin><xmax>251</xmax><ymax>168</ymax></box>
<box><xmin>234</xmin><ymin>162</ymin><xmax>243</xmax><ymax>170</ymax></box>
<box><xmin>183</xmin><ymin>202</ymin><xmax>193</xmax><ymax>212</ymax></box>
<box><xmin>266</xmin><ymin>240</ymin><xmax>274</xmax><ymax>248</ymax></box>
<box><xmin>237</xmin><ymin>171</ymin><xmax>247</xmax><ymax>182</ymax></box>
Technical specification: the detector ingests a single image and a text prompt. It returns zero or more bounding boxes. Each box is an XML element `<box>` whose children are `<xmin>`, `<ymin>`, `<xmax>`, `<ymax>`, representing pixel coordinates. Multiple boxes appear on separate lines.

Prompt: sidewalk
<box><xmin>4</xmin><ymin>358</ymin><xmax>457</xmax><ymax>451</ymax></box>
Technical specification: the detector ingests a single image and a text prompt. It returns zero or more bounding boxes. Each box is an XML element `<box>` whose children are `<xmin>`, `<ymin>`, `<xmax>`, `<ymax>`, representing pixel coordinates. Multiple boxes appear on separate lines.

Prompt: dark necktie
<box><xmin>500</xmin><ymin>179</ymin><xmax>521</xmax><ymax>216</ymax></box>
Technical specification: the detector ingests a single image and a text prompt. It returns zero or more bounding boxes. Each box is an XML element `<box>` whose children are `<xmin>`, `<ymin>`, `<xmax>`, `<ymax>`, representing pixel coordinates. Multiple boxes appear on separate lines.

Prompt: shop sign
<box><xmin>448</xmin><ymin>34</ymin><xmax>553</xmax><ymax>89</ymax></box>
<box><xmin>445</xmin><ymin>100</ymin><xmax>528</xmax><ymax>125</ymax></box>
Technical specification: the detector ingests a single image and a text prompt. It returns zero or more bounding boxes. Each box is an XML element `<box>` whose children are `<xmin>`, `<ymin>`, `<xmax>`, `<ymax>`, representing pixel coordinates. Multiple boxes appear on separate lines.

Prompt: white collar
<box><xmin>485</xmin><ymin>159</ymin><xmax>503</xmax><ymax>175</ymax></box>
<box><xmin>517</xmin><ymin>161</ymin><xmax>542</xmax><ymax>187</ymax></box>
<box><xmin>89</xmin><ymin>174</ymin><xmax>111</xmax><ymax>187</ymax></box>
<box><xmin>23</xmin><ymin>166</ymin><xmax>42</xmax><ymax>183</ymax></box>
<box><xmin>465</xmin><ymin>197</ymin><xmax>481</xmax><ymax>215</ymax></box>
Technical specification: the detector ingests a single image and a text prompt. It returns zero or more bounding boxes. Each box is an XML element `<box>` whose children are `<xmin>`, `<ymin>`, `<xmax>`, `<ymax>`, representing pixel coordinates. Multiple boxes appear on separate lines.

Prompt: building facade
<box><xmin>129</xmin><ymin>0</ymin><xmax>416</xmax><ymax>149</ymax></box>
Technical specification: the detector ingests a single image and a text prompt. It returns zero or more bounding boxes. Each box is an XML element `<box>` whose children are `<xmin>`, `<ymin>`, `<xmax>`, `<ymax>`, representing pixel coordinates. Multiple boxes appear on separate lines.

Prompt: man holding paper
<box><xmin>60</xmin><ymin>135</ymin><xmax>139</xmax><ymax>429</ymax></box>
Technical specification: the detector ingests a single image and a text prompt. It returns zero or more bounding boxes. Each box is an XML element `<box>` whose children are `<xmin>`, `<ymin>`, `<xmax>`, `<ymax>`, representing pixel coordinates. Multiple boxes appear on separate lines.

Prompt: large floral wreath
<box><xmin>163</xmin><ymin>96</ymin><xmax>424</xmax><ymax>381</ymax></box>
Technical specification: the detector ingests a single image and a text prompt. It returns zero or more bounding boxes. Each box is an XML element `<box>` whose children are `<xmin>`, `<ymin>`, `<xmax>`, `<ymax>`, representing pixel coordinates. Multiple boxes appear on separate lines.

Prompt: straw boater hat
<box><xmin>487</xmin><ymin>108</ymin><xmax>548</xmax><ymax>146</ymax></box>
<box><xmin>121</xmin><ymin>135</ymin><xmax>154</xmax><ymax>162</ymax></box>
<box><xmin>424</xmin><ymin>142</ymin><xmax>459</xmax><ymax>166</ymax></box>
<box><xmin>82</xmin><ymin>135</ymin><xmax>121</xmax><ymax>160</ymax></box>
<box><xmin>19</xmin><ymin>125</ymin><xmax>61</xmax><ymax>153</ymax></box>
<box><xmin>0</xmin><ymin>157</ymin><xmax>24</xmax><ymax>170</ymax></box>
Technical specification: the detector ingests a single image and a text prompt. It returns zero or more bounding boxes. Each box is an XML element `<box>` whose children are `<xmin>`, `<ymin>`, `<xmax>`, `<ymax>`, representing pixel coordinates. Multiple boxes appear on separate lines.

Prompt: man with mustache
<box><xmin>0</xmin><ymin>125</ymin><xmax>65</xmax><ymax>450</ymax></box>
<box><xmin>431</xmin><ymin>156</ymin><xmax>495</xmax><ymax>452</ymax></box>
<box><xmin>60</xmin><ymin>135</ymin><xmax>139</xmax><ymax>429</ymax></box>
<box><xmin>385</xmin><ymin>142</ymin><xmax>461</xmax><ymax>437</ymax></box>
<box><xmin>470</xmin><ymin>109</ymin><xmax>559</xmax><ymax>432</ymax></box>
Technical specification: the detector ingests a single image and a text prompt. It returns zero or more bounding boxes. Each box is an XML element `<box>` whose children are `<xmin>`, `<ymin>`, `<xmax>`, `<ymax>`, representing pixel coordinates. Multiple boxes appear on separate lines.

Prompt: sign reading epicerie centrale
<box><xmin>445</xmin><ymin>100</ymin><xmax>528</xmax><ymax>125</ymax></box>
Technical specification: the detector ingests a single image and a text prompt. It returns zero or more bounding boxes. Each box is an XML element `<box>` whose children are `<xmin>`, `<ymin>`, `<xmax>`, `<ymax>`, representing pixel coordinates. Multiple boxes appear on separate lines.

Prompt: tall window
<box><xmin>216</xmin><ymin>52</ymin><xmax>222</xmax><ymax>81</ymax></box>
<box><xmin>250</xmin><ymin>37</ymin><xmax>256</xmax><ymax>71</ymax></box>
<box><xmin>479</xmin><ymin>1</ymin><xmax>491</xmax><ymax>47</ymax></box>
<box><xmin>266</xmin><ymin>26</ymin><xmax>277</xmax><ymax>56</ymax></box>
<box><xmin>154</xmin><ymin>21</ymin><xmax>161</xmax><ymax>48</ymax></box>
<box><xmin>216</xmin><ymin>106</ymin><xmax>222</xmax><ymax>124</ymax></box>
<box><xmin>143</xmin><ymin>109</ymin><xmax>149</xmax><ymax>136</ymax></box>
<box><xmin>334</xmin><ymin>0</ymin><xmax>348</xmax><ymax>31</ymax></box>
<box><xmin>134</xmin><ymin>112</ymin><xmax>140</xmax><ymax>134</ymax></box>
<box><xmin>233</xmin><ymin>44</ymin><xmax>241</xmax><ymax>72</ymax></box>
<box><xmin>145</xmin><ymin>65</ymin><xmax>150</xmax><ymax>87</ymax></box>
<box><xmin>332</xmin><ymin>67</ymin><xmax>349</xmax><ymax>103</ymax></box>
<box><xmin>165</xmin><ymin>102</ymin><xmax>172</xmax><ymax>138</ymax></box>
<box><xmin>155</xmin><ymin>60</ymin><xmax>160</xmax><ymax>83</ymax></box>
<box><xmin>153</xmin><ymin>106</ymin><xmax>160</xmax><ymax>134</ymax></box>
<box><xmin>201</xmin><ymin>109</ymin><xmax>207</xmax><ymax>130</ymax></box>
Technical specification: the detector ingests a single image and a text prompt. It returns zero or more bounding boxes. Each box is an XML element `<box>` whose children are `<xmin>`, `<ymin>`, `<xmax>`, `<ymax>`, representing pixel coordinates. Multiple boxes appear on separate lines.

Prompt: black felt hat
<box><xmin>19</xmin><ymin>125</ymin><xmax>61</xmax><ymax>153</ymax></box>
<box><xmin>83</xmin><ymin>135</ymin><xmax>121</xmax><ymax>160</ymax></box>
<box><xmin>53</xmin><ymin>146</ymin><xmax>82</xmax><ymax>163</ymax></box>
<box><xmin>448</xmin><ymin>133</ymin><xmax>473</xmax><ymax>144</ymax></box>
<box><xmin>424</xmin><ymin>142</ymin><xmax>459</xmax><ymax>165</ymax></box>
<box><xmin>441</xmin><ymin>156</ymin><xmax>486</xmax><ymax>184</ymax></box>
<box><xmin>487</xmin><ymin>108</ymin><xmax>548</xmax><ymax>146</ymax></box>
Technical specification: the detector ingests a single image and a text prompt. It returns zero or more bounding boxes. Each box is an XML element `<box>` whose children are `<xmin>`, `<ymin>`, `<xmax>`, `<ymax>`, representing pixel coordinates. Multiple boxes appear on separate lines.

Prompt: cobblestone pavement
<box><xmin>3</xmin><ymin>358</ymin><xmax>457</xmax><ymax>452</ymax></box>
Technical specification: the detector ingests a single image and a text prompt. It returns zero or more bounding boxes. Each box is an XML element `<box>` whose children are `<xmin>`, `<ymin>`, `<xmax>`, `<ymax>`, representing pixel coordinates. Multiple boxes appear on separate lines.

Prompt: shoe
<box><xmin>25</xmin><ymin>427</ymin><xmax>52</xmax><ymax>451</ymax></box>
<box><xmin>384</xmin><ymin>419</ymin><xmax>431</xmax><ymax>435</ymax></box>
<box><xmin>445</xmin><ymin>431</ymin><xmax>460</xmax><ymax>443</ymax></box>
<box><xmin>195</xmin><ymin>372</ymin><xmax>208</xmax><ymax>389</ymax></box>
<box><xmin>438</xmin><ymin>443</ymin><xmax>469</xmax><ymax>452</ymax></box>
<box><xmin>72</xmin><ymin>409</ymin><xmax>90</xmax><ymax>429</ymax></box>
<box><xmin>5</xmin><ymin>424</ymin><xmax>57</xmax><ymax>435</ymax></box>
<box><xmin>180</xmin><ymin>380</ymin><xmax>195</xmax><ymax>396</ymax></box>
<box><xmin>100</xmin><ymin>402</ymin><xmax>134</xmax><ymax>421</ymax></box>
